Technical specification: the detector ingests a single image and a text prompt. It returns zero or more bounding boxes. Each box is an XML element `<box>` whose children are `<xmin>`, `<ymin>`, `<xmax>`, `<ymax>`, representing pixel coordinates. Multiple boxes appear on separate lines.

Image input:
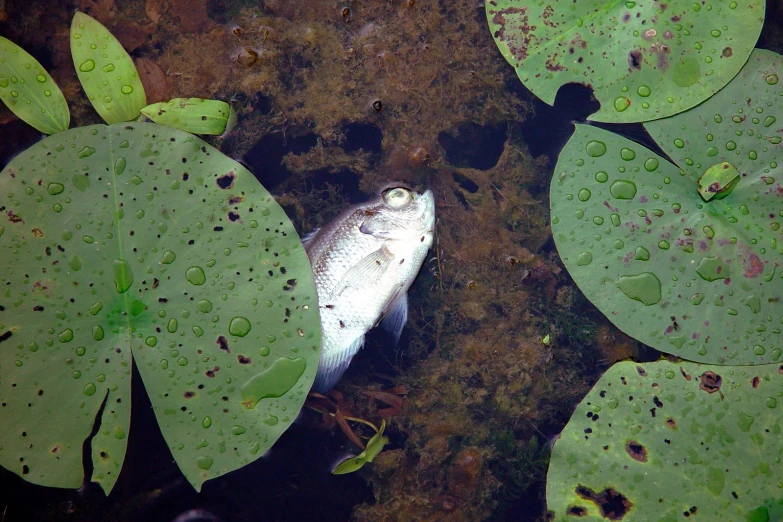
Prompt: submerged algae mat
<box><xmin>547</xmin><ymin>359</ymin><xmax>783</xmax><ymax>521</ymax></box>
<box><xmin>0</xmin><ymin>123</ymin><xmax>319</xmax><ymax>492</ymax></box>
<box><xmin>551</xmin><ymin>49</ymin><xmax>783</xmax><ymax>365</ymax></box>
<box><xmin>486</xmin><ymin>0</ymin><xmax>764</xmax><ymax>123</ymax></box>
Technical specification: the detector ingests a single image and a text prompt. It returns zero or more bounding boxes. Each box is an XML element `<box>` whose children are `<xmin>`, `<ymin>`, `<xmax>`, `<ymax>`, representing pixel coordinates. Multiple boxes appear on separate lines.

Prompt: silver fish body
<box><xmin>303</xmin><ymin>185</ymin><xmax>435</xmax><ymax>392</ymax></box>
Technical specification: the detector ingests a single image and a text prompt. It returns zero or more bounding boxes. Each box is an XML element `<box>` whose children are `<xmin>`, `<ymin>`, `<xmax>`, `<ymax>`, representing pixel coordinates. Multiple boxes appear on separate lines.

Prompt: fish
<box><xmin>302</xmin><ymin>184</ymin><xmax>435</xmax><ymax>393</ymax></box>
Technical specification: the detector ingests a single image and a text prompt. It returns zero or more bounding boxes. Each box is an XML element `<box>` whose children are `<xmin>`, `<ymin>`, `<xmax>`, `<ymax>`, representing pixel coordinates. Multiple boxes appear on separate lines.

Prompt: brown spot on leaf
<box><xmin>7</xmin><ymin>210</ymin><xmax>23</xmax><ymax>223</ymax></box>
<box><xmin>575</xmin><ymin>485</ymin><xmax>633</xmax><ymax>520</ymax></box>
<box><xmin>229</xmin><ymin>196</ymin><xmax>244</xmax><ymax>205</ymax></box>
<box><xmin>217</xmin><ymin>335</ymin><xmax>230</xmax><ymax>353</ymax></box>
<box><xmin>699</xmin><ymin>371</ymin><xmax>722</xmax><ymax>393</ymax></box>
<box><xmin>205</xmin><ymin>366</ymin><xmax>220</xmax><ymax>378</ymax></box>
<box><xmin>184</xmin><ymin>391</ymin><xmax>195</xmax><ymax>398</ymax></box>
<box><xmin>636</xmin><ymin>366</ymin><xmax>647</xmax><ymax>377</ymax></box>
<box><xmin>238</xmin><ymin>354</ymin><xmax>251</xmax><ymax>364</ymax></box>
<box><xmin>32</xmin><ymin>228</ymin><xmax>43</xmax><ymax>237</ymax></box>
<box><xmin>665</xmin><ymin>417</ymin><xmax>677</xmax><ymax>429</ymax></box>
<box><xmin>567</xmin><ymin>506</ymin><xmax>587</xmax><ymax>517</ymax></box>
<box><xmin>743</xmin><ymin>254</ymin><xmax>763</xmax><ymax>278</ymax></box>
<box><xmin>625</xmin><ymin>440</ymin><xmax>648</xmax><ymax>462</ymax></box>
<box><xmin>722</xmin><ymin>47</ymin><xmax>733</xmax><ymax>58</ymax></box>
<box><xmin>680</xmin><ymin>366</ymin><xmax>692</xmax><ymax>380</ymax></box>
<box><xmin>216</xmin><ymin>172</ymin><xmax>236</xmax><ymax>190</ymax></box>
<box><xmin>751</xmin><ymin>376</ymin><xmax>760</xmax><ymax>388</ymax></box>
<box><xmin>628</xmin><ymin>50</ymin><xmax>642</xmax><ymax>71</ymax></box>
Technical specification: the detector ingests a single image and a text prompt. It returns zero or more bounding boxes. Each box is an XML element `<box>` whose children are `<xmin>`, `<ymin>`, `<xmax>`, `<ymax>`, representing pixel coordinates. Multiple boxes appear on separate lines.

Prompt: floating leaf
<box><xmin>141</xmin><ymin>98</ymin><xmax>236</xmax><ymax>135</ymax></box>
<box><xmin>332</xmin><ymin>420</ymin><xmax>388</xmax><ymax>475</ymax></box>
<box><xmin>547</xmin><ymin>359</ymin><xmax>783</xmax><ymax>521</ymax></box>
<box><xmin>551</xmin><ymin>50</ymin><xmax>783</xmax><ymax>365</ymax></box>
<box><xmin>70</xmin><ymin>12</ymin><xmax>146</xmax><ymax>124</ymax></box>
<box><xmin>0</xmin><ymin>122</ymin><xmax>320</xmax><ymax>493</ymax></box>
<box><xmin>0</xmin><ymin>36</ymin><xmax>70</xmax><ymax>134</ymax></box>
<box><xmin>486</xmin><ymin>0</ymin><xmax>765</xmax><ymax>123</ymax></box>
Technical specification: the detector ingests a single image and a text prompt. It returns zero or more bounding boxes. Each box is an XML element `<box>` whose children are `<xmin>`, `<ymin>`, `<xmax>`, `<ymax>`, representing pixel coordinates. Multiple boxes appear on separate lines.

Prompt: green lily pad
<box><xmin>70</xmin><ymin>12</ymin><xmax>146</xmax><ymax>124</ymax></box>
<box><xmin>0</xmin><ymin>122</ymin><xmax>320</xmax><ymax>493</ymax></box>
<box><xmin>486</xmin><ymin>0</ymin><xmax>765</xmax><ymax>123</ymax></box>
<box><xmin>141</xmin><ymin>98</ymin><xmax>237</xmax><ymax>135</ymax></box>
<box><xmin>332</xmin><ymin>420</ymin><xmax>388</xmax><ymax>475</ymax></box>
<box><xmin>0</xmin><ymin>36</ymin><xmax>70</xmax><ymax>134</ymax></box>
<box><xmin>547</xmin><ymin>359</ymin><xmax>783</xmax><ymax>521</ymax></box>
<box><xmin>551</xmin><ymin>49</ymin><xmax>783</xmax><ymax>365</ymax></box>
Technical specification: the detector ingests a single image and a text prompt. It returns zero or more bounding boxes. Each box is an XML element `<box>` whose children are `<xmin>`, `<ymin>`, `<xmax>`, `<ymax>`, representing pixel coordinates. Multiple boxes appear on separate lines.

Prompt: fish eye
<box><xmin>382</xmin><ymin>187</ymin><xmax>413</xmax><ymax>208</ymax></box>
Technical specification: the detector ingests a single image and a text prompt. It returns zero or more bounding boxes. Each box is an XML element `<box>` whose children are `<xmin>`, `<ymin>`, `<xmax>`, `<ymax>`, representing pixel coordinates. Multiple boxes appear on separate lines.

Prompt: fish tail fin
<box><xmin>311</xmin><ymin>335</ymin><xmax>365</xmax><ymax>393</ymax></box>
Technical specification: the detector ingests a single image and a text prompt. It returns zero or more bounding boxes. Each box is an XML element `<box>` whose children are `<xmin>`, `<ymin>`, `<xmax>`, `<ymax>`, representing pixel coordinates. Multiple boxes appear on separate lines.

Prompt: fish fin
<box><xmin>311</xmin><ymin>335</ymin><xmax>365</xmax><ymax>393</ymax></box>
<box><xmin>380</xmin><ymin>292</ymin><xmax>408</xmax><ymax>345</ymax></box>
<box><xmin>300</xmin><ymin>228</ymin><xmax>320</xmax><ymax>250</ymax></box>
<box><xmin>359</xmin><ymin>218</ymin><xmax>409</xmax><ymax>239</ymax></box>
<box><xmin>330</xmin><ymin>246</ymin><xmax>394</xmax><ymax>299</ymax></box>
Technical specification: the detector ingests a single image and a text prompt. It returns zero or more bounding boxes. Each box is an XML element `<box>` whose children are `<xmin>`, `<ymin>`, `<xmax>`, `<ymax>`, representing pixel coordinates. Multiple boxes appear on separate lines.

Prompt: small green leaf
<box><xmin>332</xmin><ymin>420</ymin><xmax>389</xmax><ymax>475</ymax></box>
<box><xmin>141</xmin><ymin>98</ymin><xmax>236</xmax><ymax>135</ymax></box>
<box><xmin>0</xmin><ymin>36</ymin><xmax>70</xmax><ymax>134</ymax></box>
<box><xmin>70</xmin><ymin>12</ymin><xmax>146</xmax><ymax>124</ymax></box>
<box><xmin>548</xmin><ymin>360</ymin><xmax>783</xmax><ymax>520</ymax></box>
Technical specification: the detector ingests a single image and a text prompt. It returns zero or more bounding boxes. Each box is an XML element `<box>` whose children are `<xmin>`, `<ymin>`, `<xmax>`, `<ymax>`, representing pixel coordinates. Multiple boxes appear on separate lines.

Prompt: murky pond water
<box><xmin>0</xmin><ymin>0</ymin><xmax>781</xmax><ymax>520</ymax></box>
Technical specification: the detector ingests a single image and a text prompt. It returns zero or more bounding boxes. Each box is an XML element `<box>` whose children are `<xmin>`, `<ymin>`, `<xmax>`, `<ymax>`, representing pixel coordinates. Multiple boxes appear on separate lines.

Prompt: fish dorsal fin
<box><xmin>300</xmin><ymin>228</ymin><xmax>320</xmax><ymax>250</ymax></box>
<box><xmin>329</xmin><ymin>245</ymin><xmax>394</xmax><ymax>300</ymax></box>
<box><xmin>311</xmin><ymin>335</ymin><xmax>365</xmax><ymax>393</ymax></box>
<box><xmin>380</xmin><ymin>292</ymin><xmax>408</xmax><ymax>345</ymax></box>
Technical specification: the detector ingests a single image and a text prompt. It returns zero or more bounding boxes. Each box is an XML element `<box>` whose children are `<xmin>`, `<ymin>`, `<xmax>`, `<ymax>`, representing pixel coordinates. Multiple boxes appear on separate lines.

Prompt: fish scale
<box><xmin>303</xmin><ymin>185</ymin><xmax>435</xmax><ymax>392</ymax></box>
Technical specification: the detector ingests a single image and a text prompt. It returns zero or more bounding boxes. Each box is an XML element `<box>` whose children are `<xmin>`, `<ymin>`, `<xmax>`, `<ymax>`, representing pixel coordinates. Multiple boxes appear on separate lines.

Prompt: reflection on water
<box><xmin>0</xmin><ymin>0</ymin><xmax>781</xmax><ymax>520</ymax></box>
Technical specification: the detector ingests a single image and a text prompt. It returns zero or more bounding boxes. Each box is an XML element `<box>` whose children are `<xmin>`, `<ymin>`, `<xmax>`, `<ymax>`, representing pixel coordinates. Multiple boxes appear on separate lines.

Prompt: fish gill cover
<box><xmin>0</xmin><ymin>12</ymin><xmax>320</xmax><ymax>494</ymax></box>
<box><xmin>486</xmin><ymin>0</ymin><xmax>765</xmax><ymax>123</ymax></box>
<box><xmin>551</xmin><ymin>48</ymin><xmax>782</xmax><ymax>365</ymax></box>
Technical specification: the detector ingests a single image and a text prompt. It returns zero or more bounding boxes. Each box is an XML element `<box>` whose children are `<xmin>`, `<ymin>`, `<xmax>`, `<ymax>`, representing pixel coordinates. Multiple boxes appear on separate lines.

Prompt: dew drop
<box><xmin>585</xmin><ymin>140</ymin><xmax>607</xmax><ymax>157</ymax></box>
<box><xmin>193</xmin><ymin>326</ymin><xmax>204</xmax><ymax>337</ymax></box>
<box><xmin>658</xmin><ymin>240</ymin><xmax>670</xmax><ymax>250</ymax></box>
<box><xmin>763</xmin><ymin>116</ymin><xmax>776</xmax><ymax>127</ymax></box>
<box><xmin>167</xmin><ymin>318</ymin><xmax>178</xmax><ymax>333</ymax></box>
<box><xmin>766</xmin><ymin>397</ymin><xmax>778</xmax><ymax>408</ymax></box>
<box><xmin>637</xmin><ymin>85</ymin><xmax>651</xmax><ymax>97</ymax></box>
<box><xmin>611</xmin><ymin>213</ymin><xmax>621</xmax><ymax>227</ymax></box>
<box><xmin>202</xmin><ymin>417</ymin><xmax>212</xmax><ymax>428</ymax></box>
<box><xmin>615</xmin><ymin>272</ymin><xmax>662</xmax><ymax>306</ymax></box>
<box><xmin>578</xmin><ymin>188</ymin><xmax>591</xmax><ymax>201</ymax></box>
<box><xmin>231</xmin><ymin>425</ymin><xmax>247</xmax><ymax>435</ymax></box>
<box><xmin>673</xmin><ymin>139</ymin><xmax>685</xmax><ymax>148</ymax></box>
<box><xmin>47</xmin><ymin>183</ymin><xmax>65</xmax><ymax>195</ymax></box>
<box><xmin>113</xmin><ymin>260</ymin><xmax>133</xmax><ymax>293</ymax></box>
<box><xmin>196</xmin><ymin>456</ymin><xmax>214</xmax><ymax>470</ymax></box>
<box><xmin>726</xmin><ymin>141</ymin><xmax>736</xmax><ymax>151</ymax></box>
<box><xmin>259</xmin><ymin>346</ymin><xmax>270</xmax><ymax>356</ymax></box>
<box><xmin>765</xmin><ymin>74</ymin><xmax>779</xmax><ymax>85</ymax></box>
<box><xmin>614</xmin><ymin>96</ymin><xmax>631</xmax><ymax>112</ymax></box>
<box><xmin>92</xmin><ymin>325</ymin><xmax>104</xmax><ymax>341</ymax></box>
<box><xmin>145</xmin><ymin>336</ymin><xmax>157</xmax><ymax>347</ymax></box>
<box><xmin>79</xmin><ymin>59</ymin><xmax>96</xmax><ymax>72</ymax></box>
<box><xmin>706</xmin><ymin>146</ymin><xmax>718</xmax><ymax>157</ymax></box>
<box><xmin>186</xmin><ymin>266</ymin><xmax>206</xmax><ymax>286</ymax></box>
<box><xmin>595</xmin><ymin>171</ymin><xmax>608</xmax><ymax>183</ymax></box>
<box><xmin>76</xmin><ymin>346</ymin><xmax>86</xmax><ymax>356</ymax></box>
<box><xmin>620</xmin><ymin>148</ymin><xmax>636</xmax><ymax>161</ymax></box>
<box><xmin>161</xmin><ymin>250</ymin><xmax>176</xmax><ymax>264</ymax></box>
<box><xmin>576</xmin><ymin>252</ymin><xmax>593</xmax><ymax>266</ymax></box>
<box><xmin>83</xmin><ymin>382</ymin><xmax>97</xmax><ymax>396</ymax></box>
<box><xmin>197</xmin><ymin>299</ymin><xmax>213</xmax><ymax>313</ymax></box>
<box><xmin>643</xmin><ymin>158</ymin><xmax>659</xmax><ymax>172</ymax></box>
<box><xmin>610</xmin><ymin>180</ymin><xmax>637</xmax><ymax>199</ymax></box>
<box><xmin>89</xmin><ymin>302</ymin><xmax>103</xmax><ymax>315</ymax></box>
<box><xmin>177</xmin><ymin>357</ymin><xmax>188</xmax><ymax>366</ymax></box>
<box><xmin>120</xmin><ymin>85</ymin><xmax>133</xmax><ymax>94</ymax></box>
<box><xmin>114</xmin><ymin>157</ymin><xmax>127</xmax><ymax>175</ymax></box>
<box><xmin>695</xmin><ymin>256</ymin><xmax>730</xmax><ymax>281</ymax></box>
<box><xmin>58</xmin><ymin>329</ymin><xmax>74</xmax><ymax>343</ymax></box>
<box><xmin>229</xmin><ymin>317</ymin><xmax>252</xmax><ymax>337</ymax></box>
<box><xmin>263</xmin><ymin>414</ymin><xmax>279</xmax><ymax>426</ymax></box>
<box><xmin>691</xmin><ymin>293</ymin><xmax>705</xmax><ymax>305</ymax></box>
<box><xmin>240</xmin><ymin>357</ymin><xmax>307</xmax><ymax>408</ymax></box>
<box><xmin>35</xmin><ymin>74</ymin><xmax>46</xmax><ymax>83</ymax></box>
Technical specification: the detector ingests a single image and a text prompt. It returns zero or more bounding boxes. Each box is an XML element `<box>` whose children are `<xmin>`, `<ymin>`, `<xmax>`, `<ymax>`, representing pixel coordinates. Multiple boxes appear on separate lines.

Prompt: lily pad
<box><xmin>0</xmin><ymin>36</ymin><xmax>70</xmax><ymax>134</ymax></box>
<box><xmin>0</xmin><ymin>122</ymin><xmax>320</xmax><ymax>493</ymax></box>
<box><xmin>547</xmin><ymin>359</ymin><xmax>783</xmax><ymax>521</ymax></box>
<box><xmin>70</xmin><ymin>12</ymin><xmax>146</xmax><ymax>124</ymax></box>
<box><xmin>141</xmin><ymin>98</ymin><xmax>237</xmax><ymax>135</ymax></box>
<box><xmin>551</xmin><ymin>49</ymin><xmax>783</xmax><ymax>365</ymax></box>
<box><xmin>486</xmin><ymin>0</ymin><xmax>765</xmax><ymax>123</ymax></box>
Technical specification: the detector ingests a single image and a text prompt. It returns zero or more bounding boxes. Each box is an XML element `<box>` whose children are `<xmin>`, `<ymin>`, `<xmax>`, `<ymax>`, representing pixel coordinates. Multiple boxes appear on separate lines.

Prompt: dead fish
<box><xmin>303</xmin><ymin>184</ymin><xmax>435</xmax><ymax>392</ymax></box>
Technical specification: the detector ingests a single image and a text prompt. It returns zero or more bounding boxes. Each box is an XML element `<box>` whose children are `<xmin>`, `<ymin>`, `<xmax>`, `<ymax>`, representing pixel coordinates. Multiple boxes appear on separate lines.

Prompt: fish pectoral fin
<box><xmin>330</xmin><ymin>246</ymin><xmax>394</xmax><ymax>299</ymax></box>
<box><xmin>359</xmin><ymin>216</ymin><xmax>409</xmax><ymax>239</ymax></box>
<box><xmin>380</xmin><ymin>292</ymin><xmax>408</xmax><ymax>345</ymax></box>
<box><xmin>300</xmin><ymin>227</ymin><xmax>320</xmax><ymax>250</ymax></box>
<box><xmin>311</xmin><ymin>335</ymin><xmax>365</xmax><ymax>393</ymax></box>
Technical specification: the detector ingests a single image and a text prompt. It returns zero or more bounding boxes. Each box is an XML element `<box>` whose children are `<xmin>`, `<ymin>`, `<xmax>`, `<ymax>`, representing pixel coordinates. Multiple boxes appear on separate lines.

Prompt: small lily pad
<box><xmin>547</xmin><ymin>359</ymin><xmax>783</xmax><ymax>520</ymax></box>
<box><xmin>486</xmin><ymin>0</ymin><xmax>765</xmax><ymax>123</ymax></box>
<box><xmin>70</xmin><ymin>12</ymin><xmax>146</xmax><ymax>124</ymax></box>
<box><xmin>0</xmin><ymin>36</ymin><xmax>70</xmax><ymax>134</ymax></box>
<box><xmin>0</xmin><ymin>123</ymin><xmax>320</xmax><ymax>493</ymax></box>
<box><xmin>332</xmin><ymin>420</ymin><xmax>388</xmax><ymax>475</ymax></box>
<box><xmin>551</xmin><ymin>49</ymin><xmax>783</xmax><ymax>365</ymax></box>
<box><xmin>141</xmin><ymin>98</ymin><xmax>237</xmax><ymax>135</ymax></box>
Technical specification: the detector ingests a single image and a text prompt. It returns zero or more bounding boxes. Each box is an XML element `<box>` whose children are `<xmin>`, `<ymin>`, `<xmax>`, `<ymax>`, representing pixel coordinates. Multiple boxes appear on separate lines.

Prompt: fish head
<box><xmin>359</xmin><ymin>185</ymin><xmax>435</xmax><ymax>241</ymax></box>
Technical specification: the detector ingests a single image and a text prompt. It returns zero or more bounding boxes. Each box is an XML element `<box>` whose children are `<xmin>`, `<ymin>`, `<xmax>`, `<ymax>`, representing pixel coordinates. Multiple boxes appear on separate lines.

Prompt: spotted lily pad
<box><xmin>0</xmin><ymin>36</ymin><xmax>70</xmax><ymax>134</ymax></box>
<box><xmin>0</xmin><ymin>122</ymin><xmax>320</xmax><ymax>493</ymax></box>
<box><xmin>547</xmin><ymin>359</ymin><xmax>783</xmax><ymax>521</ymax></box>
<box><xmin>486</xmin><ymin>0</ymin><xmax>765</xmax><ymax>123</ymax></box>
<box><xmin>70</xmin><ymin>12</ymin><xmax>146</xmax><ymax>124</ymax></box>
